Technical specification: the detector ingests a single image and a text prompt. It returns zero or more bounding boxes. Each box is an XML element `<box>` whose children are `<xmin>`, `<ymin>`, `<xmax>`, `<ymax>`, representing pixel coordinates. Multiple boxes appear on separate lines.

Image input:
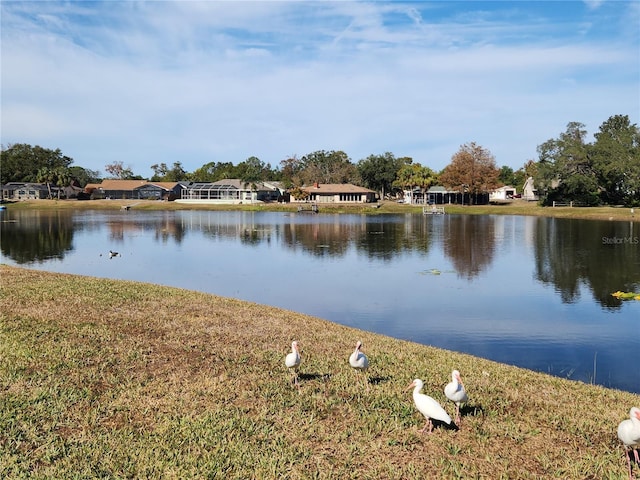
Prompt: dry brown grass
<box><xmin>1</xmin><ymin>265</ymin><xmax>639</xmax><ymax>479</ymax></box>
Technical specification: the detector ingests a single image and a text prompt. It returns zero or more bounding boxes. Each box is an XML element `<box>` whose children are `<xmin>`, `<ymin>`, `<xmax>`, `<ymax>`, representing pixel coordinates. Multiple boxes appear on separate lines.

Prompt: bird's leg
<box><xmin>633</xmin><ymin>447</ymin><xmax>640</xmax><ymax>465</ymax></box>
<box><xmin>625</xmin><ymin>447</ymin><xmax>633</xmax><ymax>480</ymax></box>
<box><xmin>419</xmin><ymin>419</ymin><xmax>434</xmax><ymax>434</ymax></box>
<box><xmin>455</xmin><ymin>404</ymin><xmax>461</xmax><ymax>425</ymax></box>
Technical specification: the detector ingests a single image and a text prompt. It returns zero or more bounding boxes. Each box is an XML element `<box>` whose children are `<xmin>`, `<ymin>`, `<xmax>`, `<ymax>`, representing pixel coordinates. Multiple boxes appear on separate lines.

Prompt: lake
<box><xmin>1</xmin><ymin>208</ymin><xmax>639</xmax><ymax>393</ymax></box>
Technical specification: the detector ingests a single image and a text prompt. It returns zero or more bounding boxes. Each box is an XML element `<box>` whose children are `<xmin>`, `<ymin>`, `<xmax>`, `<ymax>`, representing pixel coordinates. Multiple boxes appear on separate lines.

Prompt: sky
<box><xmin>1</xmin><ymin>1</ymin><xmax>639</xmax><ymax>178</ymax></box>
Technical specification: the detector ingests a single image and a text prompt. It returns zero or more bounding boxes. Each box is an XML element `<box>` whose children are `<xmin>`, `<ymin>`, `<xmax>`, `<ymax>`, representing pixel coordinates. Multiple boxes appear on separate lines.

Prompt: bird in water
<box><xmin>444</xmin><ymin>369</ymin><xmax>468</xmax><ymax>425</ymax></box>
<box><xmin>406</xmin><ymin>378</ymin><xmax>452</xmax><ymax>433</ymax></box>
<box><xmin>349</xmin><ymin>340</ymin><xmax>369</xmax><ymax>390</ymax></box>
<box><xmin>618</xmin><ymin>406</ymin><xmax>640</xmax><ymax>480</ymax></box>
<box><xmin>109</xmin><ymin>250</ymin><xmax>119</xmax><ymax>258</ymax></box>
<box><xmin>285</xmin><ymin>341</ymin><xmax>301</xmax><ymax>388</ymax></box>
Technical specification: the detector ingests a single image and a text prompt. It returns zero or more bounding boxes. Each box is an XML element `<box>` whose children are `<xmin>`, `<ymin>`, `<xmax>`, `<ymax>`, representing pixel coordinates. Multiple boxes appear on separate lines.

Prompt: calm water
<box><xmin>1</xmin><ymin>208</ymin><xmax>639</xmax><ymax>393</ymax></box>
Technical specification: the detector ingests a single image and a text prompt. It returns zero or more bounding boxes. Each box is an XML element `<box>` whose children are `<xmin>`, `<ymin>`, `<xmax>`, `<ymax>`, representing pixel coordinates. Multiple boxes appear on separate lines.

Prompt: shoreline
<box><xmin>3</xmin><ymin>198</ymin><xmax>639</xmax><ymax>222</ymax></box>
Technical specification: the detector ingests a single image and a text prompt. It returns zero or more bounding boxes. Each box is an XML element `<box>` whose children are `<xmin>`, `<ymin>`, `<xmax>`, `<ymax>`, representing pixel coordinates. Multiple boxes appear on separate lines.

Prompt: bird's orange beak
<box><xmin>405</xmin><ymin>381</ymin><xmax>416</xmax><ymax>391</ymax></box>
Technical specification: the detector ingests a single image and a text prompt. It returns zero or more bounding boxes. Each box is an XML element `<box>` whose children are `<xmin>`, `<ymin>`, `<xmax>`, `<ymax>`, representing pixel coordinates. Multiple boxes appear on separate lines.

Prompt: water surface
<box><xmin>1</xmin><ymin>208</ymin><xmax>638</xmax><ymax>393</ymax></box>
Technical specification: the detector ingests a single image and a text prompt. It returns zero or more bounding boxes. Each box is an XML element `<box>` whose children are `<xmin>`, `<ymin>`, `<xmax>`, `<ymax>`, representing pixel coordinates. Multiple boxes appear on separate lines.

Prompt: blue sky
<box><xmin>1</xmin><ymin>1</ymin><xmax>638</xmax><ymax>178</ymax></box>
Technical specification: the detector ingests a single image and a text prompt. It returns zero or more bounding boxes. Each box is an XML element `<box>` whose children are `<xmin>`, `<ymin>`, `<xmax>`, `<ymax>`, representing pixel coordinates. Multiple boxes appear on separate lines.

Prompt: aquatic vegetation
<box><xmin>611</xmin><ymin>291</ymin><xmax>640</xmax><ymax>301</ymax></box>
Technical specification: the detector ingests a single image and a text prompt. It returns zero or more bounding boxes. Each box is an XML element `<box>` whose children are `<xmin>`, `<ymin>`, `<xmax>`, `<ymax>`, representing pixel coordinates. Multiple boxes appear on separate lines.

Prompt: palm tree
<box><xmin>36</xmin><ymin>167</ymin><xmax>55</xmax><ymax>199</ymax></box>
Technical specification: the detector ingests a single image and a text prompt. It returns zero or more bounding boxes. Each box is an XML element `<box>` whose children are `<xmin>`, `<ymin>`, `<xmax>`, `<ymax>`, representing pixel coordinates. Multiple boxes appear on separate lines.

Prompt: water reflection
<box><xmin>533</xmin><ymin>217</ymin><xmax>640</xmax><ymax>308</ymax></box>
<box><xmin>0</xmin><ymin>210</ymin><xmax>74</xmax><ymax>264</ymax></box>
<box><xmin>442</xmin><ymin>215</ymin><xmax>496</xmax><ymax>279</ymax></box>
<box><xmin>2</xmin><ymin>210</ymin><xmax>638</xmax><ymax>310</ymax></box>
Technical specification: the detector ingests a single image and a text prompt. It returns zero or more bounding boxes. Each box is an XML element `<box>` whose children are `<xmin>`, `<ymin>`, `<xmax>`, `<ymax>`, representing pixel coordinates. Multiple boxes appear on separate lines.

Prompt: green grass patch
<box><xmin>1</xmin><ymin>266</ymin><xmax>638</xmax><ymax>478</ymax></box>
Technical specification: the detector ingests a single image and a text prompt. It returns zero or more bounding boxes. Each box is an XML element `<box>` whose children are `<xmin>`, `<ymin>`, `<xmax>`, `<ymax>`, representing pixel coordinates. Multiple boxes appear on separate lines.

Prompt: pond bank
<box><xmin>4</xmin><ymin>198</ymin><xmax>639</xmax><ymax>222</ymax></box>
<box><xmin>1</xmin><ymin>265</ymin><xmax>638</xmax><ymax>478</ymax></box>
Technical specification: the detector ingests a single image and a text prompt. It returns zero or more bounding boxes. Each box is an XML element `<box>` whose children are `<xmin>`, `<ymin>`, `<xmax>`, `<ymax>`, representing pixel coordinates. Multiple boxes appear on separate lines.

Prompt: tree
<box><xmin>36</xmin><ymin>166</ymin><xmax>73</xmax><ymax>198</ymax></box>
<box><xmin>358</xmin><ymin>153</ymin><xmax>409</xmax><ymax>198</ymax></box>
<box><xmin>535</xmin><ymin>122</ymin><xmax>599</xmax><ymax>205</ymax></box>
<box><xmin>1</xmin><ymin>143</ymin><xmax>73</xmax><ymax>184</ymax></box>
<box><xmin>298</xmin><ymin>150</ymin><xmax>358</xmax><ymax>185</ymax></box>
<box><xmin>392</xmin><ymin>162</ymin><xmax>438</xmax><ymax>203</ymax></box>
<box><xmin>498</xmin><ymin>166</ymin><xmax>515</xmax><ymax>186</ymax></box>
<box><xmin>68</xmin><ymin>166</ymin><xmax>100</xmax><ymax>187</ymax></box>
<box><xmin>36</xmin><ymin>166</ymin><xmax>56</xmax><ymax>198</ymax></box>
<box><xmin>191</xmin><ymin>161</ymin><xmax>236</xmax><ymax>182</ymax></box>
<box><xmin>279</xmin><ymin>155</ymin><xmax>303</xmax><ymax>188</ymax></box>
<box><xmin>105</xmin><ymin>161</ymin><xmax>137</xmax><ymax>179</ymax></box>
<box><xmin>150</xmin><ymin>162</ymin><xmax>188</xmax><ymax>182</ymax></box>
<box><xmin>440</xmin><ymin>142</ymin><xmax>500</xmax><ymax>203</ymax></box>
<box><xmin>591</xmin><ymin>115</ymin><xmax>640</xmax><ymax>206</ymax></box>
<box><xmin>237</xmin><ymin>156</ymin><xmax>268</xmax><ymax>203</ymax></box>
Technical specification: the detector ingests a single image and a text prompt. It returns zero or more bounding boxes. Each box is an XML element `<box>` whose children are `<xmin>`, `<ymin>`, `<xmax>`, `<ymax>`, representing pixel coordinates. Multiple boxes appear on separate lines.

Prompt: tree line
<box><xmin>2</xmin><ymin>114</ymin><xmax>638</xmax><ymax>206</ymax></box>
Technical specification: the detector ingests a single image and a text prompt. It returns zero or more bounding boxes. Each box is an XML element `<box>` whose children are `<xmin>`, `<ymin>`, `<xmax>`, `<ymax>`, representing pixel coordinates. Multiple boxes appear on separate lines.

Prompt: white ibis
<box><xmin>349</xmin><ymin>340</ymin><xmax>369</xmax><ymax>390</ymax></box>
<box><xmin>406</xmin><ymin>378</ymin><xmax>452</xmax><ymax>433</ymax></box>
<box><xmin>618</xmin><ymin>406</ymin><xmax>640</xmax><ymax>480</ymax></box>
<box><xmin>444</xmin><ymin>369</ymin><xmax>468</xmax><ymax>424</ymax></box>
<box><xmin>285</xmin><ymin>341</ymin><xmax>301</xmax><ymax>387</ymax></box>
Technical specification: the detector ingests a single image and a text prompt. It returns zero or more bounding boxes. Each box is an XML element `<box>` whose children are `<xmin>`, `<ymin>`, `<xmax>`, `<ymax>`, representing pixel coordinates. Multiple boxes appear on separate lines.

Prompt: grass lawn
<box><xmin>1</xmin><ymin>266</ymin><xmax>638</xmax><ymax>479</ymax></box>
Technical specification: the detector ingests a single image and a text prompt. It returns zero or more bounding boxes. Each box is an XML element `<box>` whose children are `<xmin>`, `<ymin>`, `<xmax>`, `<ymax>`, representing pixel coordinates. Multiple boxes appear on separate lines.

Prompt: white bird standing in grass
<box><xmin>285</xmin><ymin>341</ymin><xmax>301</xmax><ymax>387</ymax></box>
<box><xmin>618</xmin><ymin>406</ymin><xmax>640</xmax><ymax>480</ymax></box>
<box><xmin>444</xmin><ymin>369</ymin><xmax>468</xmax><ymax>425</ymax></box>
<box><xmin>349</xmin><ymin>341</ymin><xmax>369</xmax><ymax>389</ymax></box>
<box><xmin>406</xmin><ymin>378</ymin><xmax>452</xmax><ymax>433</ymax></box>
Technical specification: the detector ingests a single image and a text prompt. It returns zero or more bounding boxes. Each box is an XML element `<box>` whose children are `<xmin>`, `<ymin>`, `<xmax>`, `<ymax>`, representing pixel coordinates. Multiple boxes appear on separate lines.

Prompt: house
<box><xmin>424</xmin><ymin>186</ymin><xmax>460</xmax><ymax>205</ymax></box>
<box><xmin>62</xmin><ymin>184</ymin><xmax>84</xmax><ymax>199</ymax></box>
<box><xmin>522</xmin><ymin>177</ymin><xmax>539</xmax><ymax>201</ymax></box>
<box><xmin>291</xmin><ymin>183</ymin><xmax>377</xmax><ymax>204</ymax></box>
<box><xmin>489</xmin><ymin>186</ymin><xmax>517</xmax><ymax>204</ymax></box>
<box><xmin>176</xmin><ymin>179</ymin><xmax>280</xmax><ymax>204</ymax></box>
<box><xmin>1</xmin><ymin>182</ymin><xmax>52</xmax><ymax>200</ymax></box>
<box><xmin>84</xmin><ymin>180</ymin><xmax>183</xmax><ymax>200</ymax></box>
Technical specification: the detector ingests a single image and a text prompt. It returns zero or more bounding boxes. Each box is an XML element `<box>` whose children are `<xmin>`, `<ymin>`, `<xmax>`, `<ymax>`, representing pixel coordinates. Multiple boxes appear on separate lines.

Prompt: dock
<box><xmin>297</xmin><ymin>203</ymin><xmax>319</xmax><ymax>213</ymax></box>
<box><xmin>423</xmin><ymin>205</ymin><xmax>445</xmax><ymax>215</ymax></box>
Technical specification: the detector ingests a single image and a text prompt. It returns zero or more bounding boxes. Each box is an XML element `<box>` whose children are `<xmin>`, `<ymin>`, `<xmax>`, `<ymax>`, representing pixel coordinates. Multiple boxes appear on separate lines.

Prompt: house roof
<box><xmin>301</xmin><ymin>183</ymin><xmax>376</xmax><ymax>194</ymax></box>
<box><xmin>492</xmin><ymin>185</ymin><xmax>515</xmax><ymax>192</ymax></box>
<box><xmin>148</xmin><ymin>182</ymin><xmax>180</xmax><ymax>190</ymax></box>
<box><xmin>1</xmin><ymin>182</ymin><xmax>50</xmax><ymax>191</ymax></box>
<box><xmin>85</xmin><ymin>180</ymin><xmax>179</xmax><ymax>191</ymax></box>
<box><xmin>427</xmin><ymin>186</ymin><xmax>449</xmax><ymax>193</ymax></box>
<box><xmin>185</xmin><ymin>179</ymin><xmax>275</xmax><ymax>192</ymax></box>
<box><xmin>88</xmin><ymin>180</ymin><xmax>148</xmax><ymax>190</ymax></box>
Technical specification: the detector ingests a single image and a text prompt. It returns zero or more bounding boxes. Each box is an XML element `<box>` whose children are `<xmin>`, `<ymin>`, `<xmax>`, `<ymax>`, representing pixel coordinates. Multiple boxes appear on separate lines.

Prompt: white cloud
<box><xmin>1</xmin><ymin>1</ymin><xmax>638</xmax><ymax>176</ymax></box>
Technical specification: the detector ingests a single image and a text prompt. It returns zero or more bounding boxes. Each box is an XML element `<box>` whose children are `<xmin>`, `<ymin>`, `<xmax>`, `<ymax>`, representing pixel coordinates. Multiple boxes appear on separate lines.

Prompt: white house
<box><xmin>489</xmin><ymin>186</ymin><xmax>517</xmax><ymax>204</ymax></box>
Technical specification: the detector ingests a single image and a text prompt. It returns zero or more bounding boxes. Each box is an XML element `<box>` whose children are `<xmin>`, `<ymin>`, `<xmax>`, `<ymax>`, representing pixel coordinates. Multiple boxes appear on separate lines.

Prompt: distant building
<box><xmin>177</xmin><ymin>179</ymin><xmax>280</xmax><ymax>204</ymax></box>
<box><xmin>1</xmin><ymin>182</ymin><xmax>52</xmax><ymax>200</ymax></box>
<box><xmin>489</xmin><ymin>186</ymin><xmax>517</xmax><ymax>204</ymax></box>
<box><xmin>84</xmin><ymin>180</ymin><xmax>183</xmax><ymax>200</ymax></box>
<box><xmin>291</xmin><ymin>183</ymin><xmax>377</xmax><ymax>204</ymax></box>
